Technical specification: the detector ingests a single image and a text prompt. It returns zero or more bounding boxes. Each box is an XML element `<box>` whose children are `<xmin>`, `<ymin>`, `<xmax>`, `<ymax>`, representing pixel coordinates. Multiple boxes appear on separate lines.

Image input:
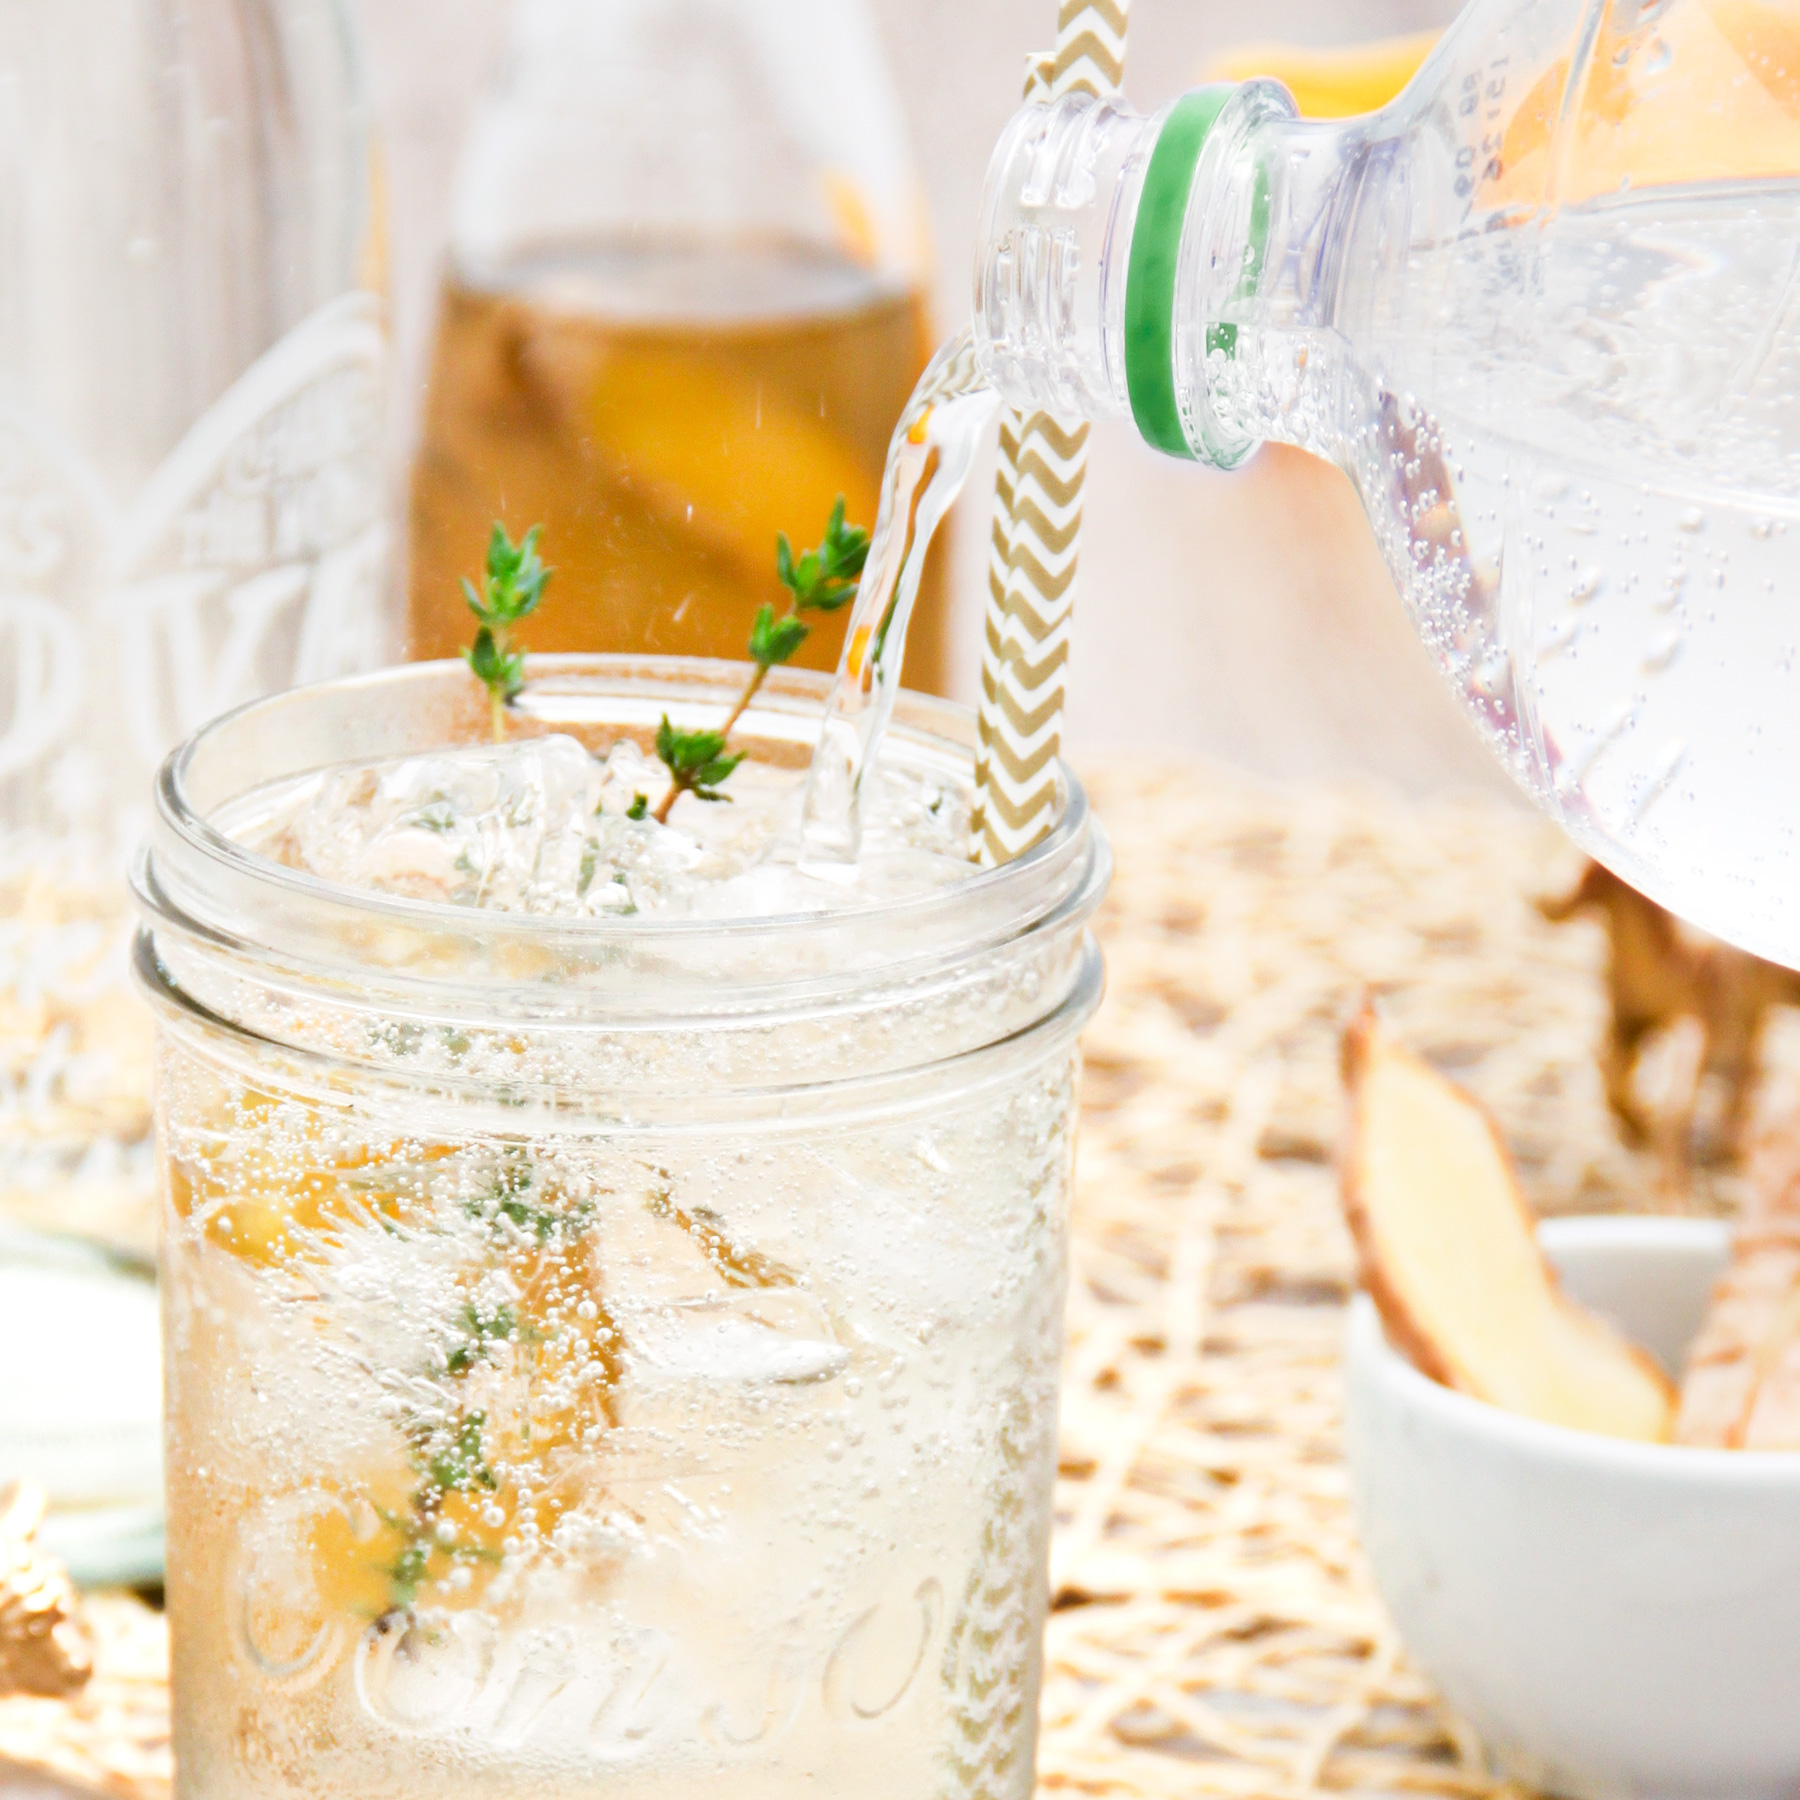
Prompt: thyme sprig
<box><xmin>378</xmin><ymin>1152</ymin><xmax>598</xmax><ymax>1615</ymax></box>
<box><xmin>458</xmin><ymin>500</ymin><xmax>868</xmax><ymax>823</ymax></box>
<box><xmin>650</xmin><ymin>719</ymin><xmax>743</xmax><ymax>822</ymax></box>
<box><xmin>651</xmin><ymin>497</ymin><xmax>868</xmax><ymax>823</ymax></box>
<box><xmin>382</xmin><ymin>1405</ymin><xmax>503</xmax><ymax>1612</ymax></box>
<box><xmin>376</xmin><ymin>1161</ymin><xmax>787</xmax><ymax>1616</ymax></box>
<box><xmin>463</xmin><ymin>523</ymin><xmax>551</xmax><ymax>742</ymax></box>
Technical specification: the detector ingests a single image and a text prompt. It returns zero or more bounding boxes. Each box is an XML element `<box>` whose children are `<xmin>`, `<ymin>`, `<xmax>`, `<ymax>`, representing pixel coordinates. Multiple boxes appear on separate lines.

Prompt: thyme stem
<box><xmin>651</xmin><ymin>497</ymin><xmax>868</xmax><ymax>823</ymax></box>
<box><xmin>462</xmin><ymin>524</ymin><xmax>550</xmax><ymax>741</ymax></box>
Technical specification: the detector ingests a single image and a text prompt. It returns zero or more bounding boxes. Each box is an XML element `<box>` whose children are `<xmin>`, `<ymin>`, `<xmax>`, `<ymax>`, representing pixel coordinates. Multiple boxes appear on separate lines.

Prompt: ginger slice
<box><xmin>1676</xmin><ymin>1236</ymin><xmax>1800</xmax><ymax>1445</ymax></box>
<box><xmin>1740</xmin><ymin>1296</ymin><xmax>1800</xmax><ymax>1448</ymax></box>
<box><xmin>1677</xmin><ymin>1131</ymin><xmax>1800</xmax><ymax>1448</ymax></box>
<box><xmin>1341</xmin><ymin>1005</ymin><xmax>1674</xmax><ymax>1441</ymax></box>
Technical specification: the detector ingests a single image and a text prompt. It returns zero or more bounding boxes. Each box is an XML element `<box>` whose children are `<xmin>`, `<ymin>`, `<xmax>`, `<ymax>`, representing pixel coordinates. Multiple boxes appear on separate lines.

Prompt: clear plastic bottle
<box><xmin>0</xmin><ymin>0</ymin><xmax>390</xmax><ymax>1249</ymax></box>
<box><xmin>976</xmin><ymin>0</ymin><xmax>1800</xmax><ymax>966</ymax></box>
<box><xmin>407</xmin><ymin>0</ymin><xmax>950</xmax><ymax>690</ymax></box>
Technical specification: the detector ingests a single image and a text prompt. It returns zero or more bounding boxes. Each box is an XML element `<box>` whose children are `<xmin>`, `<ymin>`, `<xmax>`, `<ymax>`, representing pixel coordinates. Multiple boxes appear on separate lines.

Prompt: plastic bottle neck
<box><xmin>975</xmin><ymin>82</ymin><xmax>1383</xmax><ymax>469</ymax></box>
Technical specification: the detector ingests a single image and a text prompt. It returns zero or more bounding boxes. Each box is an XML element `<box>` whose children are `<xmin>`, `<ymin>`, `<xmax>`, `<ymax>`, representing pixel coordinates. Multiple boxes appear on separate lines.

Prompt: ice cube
<box><xmin>233</xmin><ymin>732</ymin><xmax>978</xmax><ymax>923</ymax></box>
<box><xmin>626</xmin><ymin>1291</ymin><xmax>848</xmax><ymax>1386</ymax></box>
<box><xmin>256</xmin><ymin>735</ymin><xmax>701</xmax><ymax>916</ymax></box>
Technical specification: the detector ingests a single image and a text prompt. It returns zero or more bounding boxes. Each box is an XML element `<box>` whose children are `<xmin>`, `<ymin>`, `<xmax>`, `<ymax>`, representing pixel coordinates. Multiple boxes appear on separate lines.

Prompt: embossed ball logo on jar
<box><xmin>232</xmin><ymin>1488</ymin><xmax>383</xmax><ymax>1691</ymax></box>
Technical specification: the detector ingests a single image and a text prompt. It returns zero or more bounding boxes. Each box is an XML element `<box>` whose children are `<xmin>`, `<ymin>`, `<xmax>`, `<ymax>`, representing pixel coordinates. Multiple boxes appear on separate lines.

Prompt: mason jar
<box><xmin>134</xmin><ymin>657</ymin><xmax>1106</xmax><ymax>1800</ymax></box>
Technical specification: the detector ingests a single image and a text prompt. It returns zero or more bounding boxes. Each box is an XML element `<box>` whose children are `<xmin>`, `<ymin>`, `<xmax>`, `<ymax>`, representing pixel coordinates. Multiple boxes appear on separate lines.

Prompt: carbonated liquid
<box><xmin>972</xmin><ymin>44</ymin><xmax>1800</xmax><ymax>963</ymax></box>
<box><xmin>408</xmin><ymin>258</ymin><xmax>950</xmax><ymax>694</ymax></box>
<box><xmin>1247</xmin><ymin>186</ymin><xmax>1800</xmax><ymax>965</ymax></box>
<box><xmin>154</xmin><ymin>712</ymin><xmax>1094</xmax><ymax>1800</ymax></box>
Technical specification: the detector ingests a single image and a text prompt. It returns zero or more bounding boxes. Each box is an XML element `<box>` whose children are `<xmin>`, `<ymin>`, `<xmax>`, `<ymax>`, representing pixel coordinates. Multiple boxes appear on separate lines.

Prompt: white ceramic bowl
<box><xmin>1346</xmin><ymin>1215</ymin><xmax>1800</xmax><ymax>1800</ymax></box>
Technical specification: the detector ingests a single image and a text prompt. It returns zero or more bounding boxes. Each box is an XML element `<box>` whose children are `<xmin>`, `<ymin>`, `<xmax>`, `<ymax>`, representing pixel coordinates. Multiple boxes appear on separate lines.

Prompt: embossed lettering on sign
<box><xmin>0</xmin><ymin>594</ymin><xmax>82</xmax><ymax>781</ymax></box>
<box><xmin>0</xmin><ymin>293</ymin><xmax>389</xmax><ymax>1163</ymax></box>
<box><xmin>103</xmin><ymin>292</ymin><xmax>389</xmax><ymax>767</ymax></box>
<box><xmin>0</xmin><ymin>417</ymin><xmax>109</xmax><ymax>791</ymax></box>
<box><xmin>0</xmin><ymin>290</ymin><xmax>388</xmax><ymax>807</ymax></box>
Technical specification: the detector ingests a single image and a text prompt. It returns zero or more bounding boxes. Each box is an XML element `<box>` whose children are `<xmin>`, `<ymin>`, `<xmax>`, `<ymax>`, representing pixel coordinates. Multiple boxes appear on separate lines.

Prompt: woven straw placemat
<box><xmin>1040</xmin><ymin>757</ymin><xmax>1753</xmax><ymax>1800</ymax></box>
<box><xmin>0</xmin><ymin>756</ymin><xmax>1745</xmax><ymax>1799</ymax></box>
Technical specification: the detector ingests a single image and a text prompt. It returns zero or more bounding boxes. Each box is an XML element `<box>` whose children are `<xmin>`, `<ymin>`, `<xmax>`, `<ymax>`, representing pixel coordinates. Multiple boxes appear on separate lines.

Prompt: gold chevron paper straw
<box><xmin>971</xmin><ymin>0</ymin><xmax>1130</xmax><ymax>867</ymax></box>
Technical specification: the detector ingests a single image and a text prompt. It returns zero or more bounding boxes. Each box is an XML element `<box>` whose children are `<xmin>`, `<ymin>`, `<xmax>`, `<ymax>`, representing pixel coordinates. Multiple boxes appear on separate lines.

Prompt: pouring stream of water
<box><xmin>797</xmin><ymin>328</ymin><xmax>999</xmax><ymax>868</ymax></box>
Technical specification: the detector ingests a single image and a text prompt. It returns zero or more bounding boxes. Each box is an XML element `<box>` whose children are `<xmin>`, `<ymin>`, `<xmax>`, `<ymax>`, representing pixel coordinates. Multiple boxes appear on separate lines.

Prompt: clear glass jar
<box><xmin>406</xmin><ymin>0</ymin><xmax>952</xmax><ymax>693</ymax></box>
<box><xmin>0</xmin><ymin>0</ymin><xmax>390</xmax><ymax>1253</ymax></box>
<box><xmin>135</xmin><ymin>657</ymin><xmax>1106</xmax><ymax>1798</ymax></box>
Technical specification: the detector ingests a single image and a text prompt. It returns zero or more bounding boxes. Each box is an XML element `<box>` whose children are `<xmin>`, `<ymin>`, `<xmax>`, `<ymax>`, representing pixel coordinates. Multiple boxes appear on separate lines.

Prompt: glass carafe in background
<box><xmin>408</xmin><ymin>0</ymin><xmax>947</xmax><ymax>690</ymax></box>
<box><xmin>976</xmin><ymin>0</ymin><xmax>1800</xmax><ymax>969</ymax></box>
<box><xmin>0</xmin><ymin>0</ymin><xmax>390</xmax><ymax>1255</ymax></box>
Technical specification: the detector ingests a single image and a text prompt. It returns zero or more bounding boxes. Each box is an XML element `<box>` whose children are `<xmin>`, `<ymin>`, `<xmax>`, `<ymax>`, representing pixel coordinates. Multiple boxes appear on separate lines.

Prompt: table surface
<box><xmin>0</xmin><ymin>756</ymin><xmax>1731</xmax><ymax>1800</ymax></box>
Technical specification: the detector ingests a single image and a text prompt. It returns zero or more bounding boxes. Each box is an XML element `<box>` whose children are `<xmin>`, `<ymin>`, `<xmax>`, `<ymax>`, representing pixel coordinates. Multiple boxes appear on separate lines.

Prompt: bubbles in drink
<box><xmin>159</xmin><ymin>681</ymin><xmax>1094</xmax><ymax>1789</ymax></box>
<box><xmin>1216</xmin><ymin>183</ymin><xmax>1800</xmax><ymax>964</ymax></box>
<box><xmin>162</xmin><ymin>994</ymin><xmax>1076</xmax><ymax>1797</ymax></box>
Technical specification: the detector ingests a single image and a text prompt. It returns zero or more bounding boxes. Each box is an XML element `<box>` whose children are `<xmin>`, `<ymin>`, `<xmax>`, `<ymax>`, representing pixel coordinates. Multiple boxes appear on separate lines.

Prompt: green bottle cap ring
<box><xmin>1124</xmin><ymin>85</ymin><xmax>1266</xmax><ymax>465</ymax></box>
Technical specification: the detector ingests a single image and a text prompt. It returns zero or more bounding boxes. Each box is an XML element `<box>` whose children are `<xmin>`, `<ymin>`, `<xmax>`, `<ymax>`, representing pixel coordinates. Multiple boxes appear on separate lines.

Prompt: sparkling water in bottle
<box><xmin>0</xmin><ymin>0</ymin><xmax>390</xmax><ymax>1249</ymax></box>
<box><xmin>976</xmin><ymin>0</ymin><xmax>1800</xmax><ymax>966</ymax></box>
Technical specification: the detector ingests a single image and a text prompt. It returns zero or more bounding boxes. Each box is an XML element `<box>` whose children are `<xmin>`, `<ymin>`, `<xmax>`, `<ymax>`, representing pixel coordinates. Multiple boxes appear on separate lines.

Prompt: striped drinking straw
<box><xmin>970</xmin><ymin>0</ymin><xmax>1131</xmax><ymax>867</ymax></box>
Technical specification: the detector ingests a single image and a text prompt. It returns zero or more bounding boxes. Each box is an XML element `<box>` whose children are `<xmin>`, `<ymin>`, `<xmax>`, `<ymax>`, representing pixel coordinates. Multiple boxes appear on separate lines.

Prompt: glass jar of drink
<box><xmin>407</xmin><ymin>0</ymin><xmax>950</xmax><ymax>693</ymax></box>
<box><xmin>135</xmin><ymin>656</ymin><xmax>1106</xmax><ymax>1795</ymax></box>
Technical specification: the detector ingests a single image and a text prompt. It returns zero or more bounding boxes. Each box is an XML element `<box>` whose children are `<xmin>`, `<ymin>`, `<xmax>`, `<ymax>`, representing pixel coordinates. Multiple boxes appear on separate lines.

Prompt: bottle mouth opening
<box><xmin>972</xmin><ymin>79</ymin><xmax>1285</xmax><ymax>466</ymax></box>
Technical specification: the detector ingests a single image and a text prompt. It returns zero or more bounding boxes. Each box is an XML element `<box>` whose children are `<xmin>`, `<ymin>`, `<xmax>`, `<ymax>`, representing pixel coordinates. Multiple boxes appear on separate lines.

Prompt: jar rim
<box><xmin>134</xmin><ymin>927</ymin><xmax>1106</xmax><ymax>1131</ymax></box>
<box><xmin>137</xmin><ymin>657</ymin><xmax>1108</xmax><ymax>1024</ymax></box>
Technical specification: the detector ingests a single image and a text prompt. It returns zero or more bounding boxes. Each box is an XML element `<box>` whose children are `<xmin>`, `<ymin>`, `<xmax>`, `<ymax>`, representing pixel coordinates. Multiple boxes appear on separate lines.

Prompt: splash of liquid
<box><xmin>798</xmin><ymin>328</ymin><xmax>998</xmax><ymax>868</ymax></box>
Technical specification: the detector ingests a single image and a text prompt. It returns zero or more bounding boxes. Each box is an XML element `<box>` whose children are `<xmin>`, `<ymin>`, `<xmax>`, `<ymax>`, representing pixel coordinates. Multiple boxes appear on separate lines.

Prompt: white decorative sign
<box><xmin>0</xmin><ymin>289</ymin><xmax>390</xmax><ymax>814</ymax></box>
<box><xmin>0</xmin><ymin>291</ymin><xmax>389</xmax><ymax>1219</ymax></box>
<box><xmin>0</xmin><ymin>594</ymin><xmax>83</xmax><ymax>783</ymax></box>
